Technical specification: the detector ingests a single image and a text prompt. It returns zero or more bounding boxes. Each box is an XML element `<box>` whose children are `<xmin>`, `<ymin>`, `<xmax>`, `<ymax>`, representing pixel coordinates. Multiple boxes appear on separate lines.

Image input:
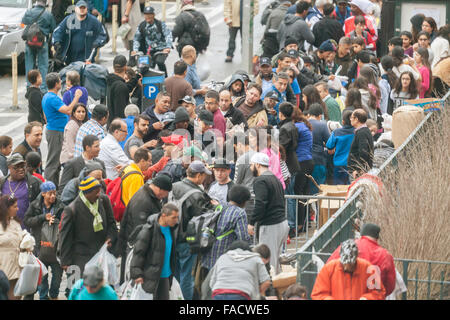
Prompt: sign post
<box><xmin>241</xmin><ymin>0</ymin><xmax>254</xmax><ymax>75</ymax></box>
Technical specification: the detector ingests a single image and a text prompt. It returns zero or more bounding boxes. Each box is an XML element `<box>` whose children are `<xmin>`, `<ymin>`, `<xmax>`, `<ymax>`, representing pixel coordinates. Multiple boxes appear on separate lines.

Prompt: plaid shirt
<box><xmin>201</xmin><ymin>204</ymin><xmax>250</xmax><ymax>270</ymax></box>
<box><xmin>73</xmin><ymin>119</ymin><xmax>106</xmax><ymax>157</ymax></box>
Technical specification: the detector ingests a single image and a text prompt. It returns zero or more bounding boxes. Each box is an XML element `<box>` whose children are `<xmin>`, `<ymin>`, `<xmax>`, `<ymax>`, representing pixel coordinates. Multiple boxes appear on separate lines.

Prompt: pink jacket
<box><xmin>261</xmin><ymin>147</ymin><xmax>285</xmax><ymax>190</ymax></box>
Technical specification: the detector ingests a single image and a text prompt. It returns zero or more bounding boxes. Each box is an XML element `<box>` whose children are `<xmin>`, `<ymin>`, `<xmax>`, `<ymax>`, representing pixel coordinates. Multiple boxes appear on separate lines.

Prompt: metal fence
<box><xmin>296</xmin><ymin>252</ymin><xmax>450</xmax><ymax>300</ymax></box>
<box><xmin>291</xmin><ymin>100</ymin><xmax>450</xmax><ymax>299</ymax></box>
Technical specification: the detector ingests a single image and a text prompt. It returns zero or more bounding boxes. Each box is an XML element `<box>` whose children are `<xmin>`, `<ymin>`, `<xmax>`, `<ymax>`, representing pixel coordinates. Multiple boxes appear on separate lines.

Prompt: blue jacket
<box><xmin>334</xmin><ymin>6</ymin><xmax>351</xmax><ymax>26</ymax></box>
<box><xmin>52</xmin><ymin>13</ymin><xmax>107</xmax><ymax>64</ymax></box>
<box><xmin>326</xmin><ymin>125</ymin><xmax>355</xmax><ymax>167</ymax></box>
<box><xmin>295</xmin><ymin>122</ymin><xmax>313</xmax><ymax>162</ymax></box>
<box><xmin>21</xmin><ymin>4</ymin><xmax>56</xmax><ymax>38</ymax></box>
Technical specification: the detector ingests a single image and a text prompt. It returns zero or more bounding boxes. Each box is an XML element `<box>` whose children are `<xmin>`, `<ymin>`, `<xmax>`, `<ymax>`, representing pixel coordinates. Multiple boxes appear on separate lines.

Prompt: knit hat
<box><xmin>319</xmin><ymin>39</ymin><xmax>337</xmax><ymax>52</ymax></box>
<box><xmin>340</xmin><ymin>239</ymin><xmax>359</xmax><ymax>265</ymax></box>
<box><xmin>198</xmin><ymin>109</ymin><xmax>214</xmax><ymax>126</ymax></box>
<box><xmin>174</xmin><ymin>107</ymin><xmax>190</xmax><ymax>124</ymax></box>
<box><xmin>79</xmin><ymin>176</ymin><xmax>102</xmax><ymax>194</ymax></box>
<box><xmin>40</xmin><ymin>181</ymin><xmax>56</xmax><ymax>193</ymax></box>
<box><xmin>349</xmin><ymin>0</ymin><xmax>373</xmax><ymax>14</ymax></box>
<box><xmin>152</xmin><ymin>173</ymin><xmax>172</xmax><ymax>191</ymax></box>
<box><xmin>183</xmin><ymin>145</ymin><xmax>204</xmax><ymax>160</ymax></box>
<box><xmin>284</xmin><ymin>37</ymin><xmax>298</xmax><ymax>47</ymax></box>
<box><xmin>84</xmin><ymin>161</ymin><xmax>105</xmax><ymax>178</ymax></box>
<box><xmin>361</xmin><ymin>223</ymin><xmax>381</xmax><ymax>239</ymax></box>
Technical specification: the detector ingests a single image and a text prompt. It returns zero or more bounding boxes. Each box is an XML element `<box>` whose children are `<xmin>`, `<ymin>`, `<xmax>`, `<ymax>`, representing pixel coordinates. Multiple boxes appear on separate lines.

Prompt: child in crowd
<box><xmin>400</xmin><ymin>31</ymin><xmax>414</xmax><ymax>57</ymax></box>
<box><xmin>26</xmin><ymin>151</ymin><xmax>45</xmax><ymax>183</ymax></box>
<box><xmin>390</xmin><ymin>71</ymin><xmax>420</xmax><ymax>111</ymax></box>
<box><xmin>25</xmin><ymin>70</ymin><xmax>45</xmax><ymax>124</ymax></box>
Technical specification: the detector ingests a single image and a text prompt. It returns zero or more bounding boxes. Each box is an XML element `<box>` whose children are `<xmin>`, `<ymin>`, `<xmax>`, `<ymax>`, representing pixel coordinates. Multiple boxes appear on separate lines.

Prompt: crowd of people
<box><xmin>0</xmin><ymin>0</ymin><xmax>448</xmax><ymax>301</ymax></box>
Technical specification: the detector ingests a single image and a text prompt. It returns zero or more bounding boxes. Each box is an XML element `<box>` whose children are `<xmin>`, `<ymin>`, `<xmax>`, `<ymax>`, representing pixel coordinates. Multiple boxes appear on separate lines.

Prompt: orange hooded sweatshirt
<box><xmin>311</xmin><ymin>258</ymin><xmax>386</xmax><ymax>300</ymax></box>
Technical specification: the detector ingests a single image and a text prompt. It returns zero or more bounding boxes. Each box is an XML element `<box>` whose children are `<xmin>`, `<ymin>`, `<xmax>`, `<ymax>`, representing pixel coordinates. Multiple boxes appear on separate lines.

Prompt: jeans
<box><xmin>226</xmin><ymin>26</ymin><xmax>242</xmax><ymax>57</ymax></box>
<box><xmin>213</xmin><ymin>293</ymin><xmax>249</xmax><ymax>300</ymax></box>
<box><xmin>174</xmin><ymin>242</ymin><xmax>197</xmax><ymax>300</ymax></box>
<box><xmin>286</xmin><ymin>175</ymin><xmax>297</xmax><ymax>230</ymax></box>
<box><xmin>38</xmin><ymin>262</ymin><xmax>63</xmax><ymax>299</ymax></box>
<box><xmin>25</xmin><ymin>43</ymin><xmax>49</xmax><ymax>93</ymax></box>
<box><xmin>333</xmin><ymin>166</ymin><xmax>349</xmax><ymax>185</ymax></box>
<box><xmin>310</xmin><ymin>164</ymin><xmax>327</xmax><ymax>194</ymax></box>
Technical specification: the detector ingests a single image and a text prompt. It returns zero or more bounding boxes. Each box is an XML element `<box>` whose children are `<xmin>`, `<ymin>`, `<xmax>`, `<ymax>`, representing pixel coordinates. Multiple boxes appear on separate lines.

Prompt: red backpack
<box><xmin>106</xmin><ymin>167</ymin><xmax>141</xmax><ymax>222</ymax></box>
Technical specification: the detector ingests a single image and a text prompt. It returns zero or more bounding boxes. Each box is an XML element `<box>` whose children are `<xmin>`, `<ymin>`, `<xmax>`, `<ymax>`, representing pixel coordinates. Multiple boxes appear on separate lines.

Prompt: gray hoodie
<box><xmin>209</xmin><ymin>248</ymin><xmax>270</xmax><ymax>300</ymax></box>
<box><xmin>277</xmin><ymin>14</ymin><xmax>315</xmax><ymax>51</ymax></box>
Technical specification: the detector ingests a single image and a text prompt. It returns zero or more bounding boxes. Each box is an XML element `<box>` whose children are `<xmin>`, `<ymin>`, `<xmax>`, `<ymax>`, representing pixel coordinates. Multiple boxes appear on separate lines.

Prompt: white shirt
<box><xmin>431</xmin><ymin>36</ymin><xmax>450</xmax><ymax>69</ymax></box>
<box><xmin>98</xmin><ymin>134</ymin><xmax>133</xmax><ymax>179</ymax></box>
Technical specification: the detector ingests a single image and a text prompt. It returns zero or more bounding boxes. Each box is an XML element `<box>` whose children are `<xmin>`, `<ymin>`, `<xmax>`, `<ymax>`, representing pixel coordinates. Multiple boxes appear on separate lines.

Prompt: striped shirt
<box><xmin>73</xmin><ymin>119</ymin><xmax>106</xmax><ymax>157</ymax></box>
<box><xmin>201</xmin><ymin>204</ymin><xmax>250</xmax><ymax>270</ymax></box>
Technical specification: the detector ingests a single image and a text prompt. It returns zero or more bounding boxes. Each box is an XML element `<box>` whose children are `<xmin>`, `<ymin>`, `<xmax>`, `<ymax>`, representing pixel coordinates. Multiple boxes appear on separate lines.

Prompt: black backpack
<box><xmin>185</xmin><ymin>205</ymin><xmax>234</xmax><ymax>254</ymax></box>
<box><xmin>186</xmin><ymin>10</ymin><xmax>210</xmax><ymax>52</ymax></box>
<box><xmin>22</xmin><ymin>7</ymin><xmax>46</xmax><ymax>49</ymax></box>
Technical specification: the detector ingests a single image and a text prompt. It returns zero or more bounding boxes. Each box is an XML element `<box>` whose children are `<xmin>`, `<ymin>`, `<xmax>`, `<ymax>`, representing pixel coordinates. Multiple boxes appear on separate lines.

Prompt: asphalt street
<box><xmin>0</xmin><ymin>0</ymin><xmax>270</xmax><ymax>164</ymax></box>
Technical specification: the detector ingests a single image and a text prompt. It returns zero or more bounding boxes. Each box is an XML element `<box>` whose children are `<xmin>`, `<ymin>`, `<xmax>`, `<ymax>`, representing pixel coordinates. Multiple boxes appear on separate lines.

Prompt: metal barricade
<box><xmin>296</xmin><ymin>252</ymin><xmax>450</xmax><ymax>300</ymax></box>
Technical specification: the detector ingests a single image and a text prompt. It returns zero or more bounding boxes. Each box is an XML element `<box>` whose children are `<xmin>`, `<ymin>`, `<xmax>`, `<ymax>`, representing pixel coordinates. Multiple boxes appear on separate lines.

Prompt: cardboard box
<box><xmin>318</xmin><ymin>185</ymin><xmax>348</xmax><ymax>228</ymax></box>
<box><xmin>404</xmin><ymin>92</ymin><xmax>449</xmax><ymax>113</ymax></box>
<box><xmin>272</xmin><ymin>271</ymin><xmax>297</xmax><ymax>298</ymax></box>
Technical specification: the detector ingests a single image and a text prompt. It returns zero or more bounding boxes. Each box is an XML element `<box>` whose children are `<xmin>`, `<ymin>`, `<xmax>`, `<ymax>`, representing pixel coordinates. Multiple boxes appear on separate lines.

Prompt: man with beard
<box><xmin>235</xmin><ymin>83</ymin><xmax>268</xmax><ymax>128</ymax></box>
<box><xmin>0</xmin><ymin>154</ymin><xmax>42</xmax><ymax>229</ymax></box>
<box><xmin>248</xmin><ymin>152</ymin><xmax>289</xmax><ymax>275</ymax></box>
<box><xmin>255</xmin><ymin>57</ymin><xmax>275</xmax><ymax>97</ymax></box>
<box><xmin>226</xmin><ymin>74</ymin><xmax>246</xmax><ymax>105</ymax></box>
<box><xmin>124</xmin><ymin>115</ymin><xmax>156</xmax><ymax>160</ymax></box>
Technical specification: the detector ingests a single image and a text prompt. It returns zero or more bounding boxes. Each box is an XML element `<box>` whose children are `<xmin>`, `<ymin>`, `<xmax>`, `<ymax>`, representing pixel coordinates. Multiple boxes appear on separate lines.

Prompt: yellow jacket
<box><xmin>224</xmin><ymin>0</ymin><xmax>259</xmax><ymax>27</ymax></box>
<box><xmin>121</xmin><ymin>163</ymin><xmax>144</xmax><ymax>207</ymax></box>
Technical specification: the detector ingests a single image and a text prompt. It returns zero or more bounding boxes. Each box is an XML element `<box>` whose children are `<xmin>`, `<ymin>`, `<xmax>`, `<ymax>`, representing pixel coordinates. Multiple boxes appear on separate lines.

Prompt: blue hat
<box><xmin>76</xmin><ymin>0</ymin><xmax>88</xmax><ymax>7</ymax></box>
<box><xmin>319</xmin><ymin>39</ymin><xmax>337</xmax><ymax>52</ymax></box>
<box><xmin>40</xmin><ymin>181</ymin><xmax>56</xmax><ymax>193</ymax></box>
<box><xmin>143</xmin><ymin>6</ymin><xmax>155</xmax><ymax>14</ymax></box>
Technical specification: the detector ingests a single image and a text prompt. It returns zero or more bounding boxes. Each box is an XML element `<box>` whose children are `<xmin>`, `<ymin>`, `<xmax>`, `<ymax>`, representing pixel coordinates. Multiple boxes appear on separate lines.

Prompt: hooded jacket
<box><xmin>129</xmin><ymin>213</ymin><xmax>177</xmax><ymax>294</ymax></box>
<box><xmin>106</xmin><ymin>73</ymin><xmax>130</xmax><ymax>122</ymax></box>
<box><xmin>226</xmin><ymin>74</ymin><xmax>246</xmax><ymax>102</ymax></box>
<box><xmin>277</xmin><ymin>14</ymin><xmax>315</xmax><ymax>51</ymax></box>
<box><xmin>209</xmin><ymin>248</ymin><xmax>270</xmax><ymax>300</ymax></box>
<box><xmin>328</xmin><ymin>236</ymin><xmax>396</xmax><ymax>296</ymax></box>
<box><xmin>264</xmin><ymin>3</ymin><xmax>289</xmax><ymax>33</ymax></box>
<box><xmin>23</xmin><ymin>193</ymin><xmax>65</xmax><ymax>254</ymax></box>
<box><xmin>171</xmin><ymin>178</ymin><xmax>214</xmax><ymax>243</ymax></box>
<box><xmin>311</xmin><ymin>257</ymin><xmax>386</xmax><ymax>300</ymax></box>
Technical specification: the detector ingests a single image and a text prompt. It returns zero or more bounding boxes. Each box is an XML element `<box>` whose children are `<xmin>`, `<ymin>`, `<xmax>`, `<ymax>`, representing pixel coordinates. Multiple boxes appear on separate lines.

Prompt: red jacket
<box><xmin>328</xmin><ymin>236</ymin><xmax>396</xmax><ymax>296</ymax></box>
<box><xmin>344</xmin><ymin>15</ymin><xmax>377</xmax><ymax>41</ymax></box>
<box><xmin>311</xmin><ymin>258</ymin><xmax>386</xmax><ymax>300</ymax></box>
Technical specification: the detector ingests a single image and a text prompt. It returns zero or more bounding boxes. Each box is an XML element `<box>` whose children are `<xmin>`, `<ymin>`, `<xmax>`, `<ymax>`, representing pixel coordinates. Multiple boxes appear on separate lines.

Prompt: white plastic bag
<box><xmin>14</xmin><ymin>254</ymin><xmax>40</xmax><ymax>296</ymax></box>
<box><xmin>196</xmin><ymin>52</ymin><xmax>211</xmax><ymax>81</ymax></box>
<box><xmin>119</xmin><ymin>280</ymin><xmax>134</xmax><ymax>300</ymax></box>
<box><xmin>85</xmin><ymin>244</ymin><xmax>119</xmax><ymax>287</ymax></box>
<box><xmin>169</xmin><ymin>278</ymin><xmax>184</xmax><ymax>300</ymax></box>
<box><xmin>129</xmin><ymin>283</ymin><xmax>153</xmax><ymax>300</ymax></box>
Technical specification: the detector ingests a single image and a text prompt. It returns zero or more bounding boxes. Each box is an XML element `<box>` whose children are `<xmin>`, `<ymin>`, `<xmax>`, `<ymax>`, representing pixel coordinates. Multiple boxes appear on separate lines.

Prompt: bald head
<box><xmin>219</xmin><ymin>89</ymin><xmax>232</xmax><ymax>112</ymax></box>
<box><xmin>181</xmin><ymin>45</ymin><xmax>197</xmax><ymax>64</ymax></box>
<box><xmin>109</xmin><ymin>119</ymin><xmax>128</xmax><ymax>142</ymax></box>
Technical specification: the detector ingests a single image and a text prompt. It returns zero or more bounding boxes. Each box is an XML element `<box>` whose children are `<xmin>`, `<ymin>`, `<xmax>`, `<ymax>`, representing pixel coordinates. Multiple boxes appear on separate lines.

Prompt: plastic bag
<box><xmin>14</xmin><ymin>254</ymin><xmax>40</xmax><ymax>296</ymax></box>
<box><xmin>196</xmin><ymin>52</ymin><xmax>211</xmax><ymax>81</ymax></box>
<box><xmin>169</xmin><ymin>278</ymin><xmax>184</xmax><ymax>300</ymax></box>
<box><xmin>129</xmin><ymin>283</ymin><xmax>153</xmax><ymax>300</ymax></box>
<box><xmin>117</xmin><ymin>23</ymin><xmax>131</xmax><ymax>39</ymax></box>
<box><xmin>85</xmin><ymin>243</ymin><xmax>119</xmax><ymax>287</ymax></box>
<box><xmin>119</xmin><ymin>280</ymin><xmax>134</xmax><ymax>300</ymax></box>
<box><xmin>39</xmin><ymin>221</ymin><xmax>59</xmax><ymax>264</ymax></box>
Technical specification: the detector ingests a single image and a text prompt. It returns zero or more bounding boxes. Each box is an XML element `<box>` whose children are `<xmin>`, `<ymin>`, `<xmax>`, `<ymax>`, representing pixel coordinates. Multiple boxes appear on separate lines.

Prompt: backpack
<box><xmin>22</xmin><ymin>7</ymin><xmax>46</xmax><ymax>50</ymax></box>
<box><xmin>185</xmin><ymin>11</ymin><xmax>210</xmax><ymax>52</ymax></box>
<box><xmin>106</xmin><ymin>167</ymin><xmax>142</xmax><ymax>222</ymax></box>
<box><xmin>185</xmin><ymin>205</ymin><xmax>233</xmax><ymax>254</ymax></box>
<box><xmin>260</xmin><ymin>0</ymin><xmax>280</xmax><ymax>26</ymax></box>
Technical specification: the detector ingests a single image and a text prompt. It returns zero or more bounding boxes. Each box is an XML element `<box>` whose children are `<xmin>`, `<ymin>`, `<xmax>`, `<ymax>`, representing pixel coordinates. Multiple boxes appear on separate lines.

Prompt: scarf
<box><xmin>79</xmin><ymin>191</ymin><xmax>103</xmax><ymax>232</ymax></box>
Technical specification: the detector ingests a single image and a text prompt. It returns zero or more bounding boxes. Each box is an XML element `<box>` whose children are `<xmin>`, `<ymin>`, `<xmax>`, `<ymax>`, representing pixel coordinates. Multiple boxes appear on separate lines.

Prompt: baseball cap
<box><xmin>143</xmin><ymin>6</ymin><xmax>155</xmax><ymax>14</ymax></box>
<box><xmin>76</xmin><ymin>0</ymin><xmax>88</xmax><ymax>7</ymax></box>
<box><xmin>113</xmin><ymin>55</ymin><xmax>127</xmax><ymax>68</ymax></box>
<box><xmin>83</xmin><ymin>265</ymin><xmax>104</xmax><ymax>288</ymax></box>
<box><xmin>174</xmin><ymin>107</ymin><xmax>190</xmax><ymax>124</ymax></box>
<box><xmin>198</xmin><ymin>109</ymin><xmax>214</xmax><ymax>126</ymax></box>
<box><xmin>188</xmin><ymin>160</ymin><xmax>212</xmax><ymax>175</ymax></box>
<box><xmin>92</xmin><ymin>104</ymin><xmax>108</xmax><ymax>118</ymax></box>
<box><xmin>212</xmin><ymin>158</ymin><xmax>231</xmax><ymax>169</ymax></box>
<box><xmin>183</xmin><ymin>145</ymin><xmax>204</xmax><ymax>160</ymax></box>
<box><xmin>265</xmin><ymin>90</ymin><xmax>280</xmax><ymax>102</ymax></box>
<box><xmin>161</xmin><ymin>134</ymin><xmax>184</xmax><ymax>146</ymax></box>
<box><xmin>250</xmin><ymin>152</ymin><xmax>270</xmax><ymax>167</ymax></box>
<box><xmin>259</xmin><ymin>57</ymin><xmax>271</xmax><ymax>67</ymax></box>
<box><xmin>287</xmin><ymin>49</ymin><xmax>299</xmax><ymax>59</ymax></box>
<box><xmin>7</xmin><ymin>153</ymin><xmax>25</xmax><ymax>167</ymax></box>
<box><xmin>161</xmin><ymin>111</ymin><xmax>175</xmax><ymax>123</ymax></box>
<box><xmin>178</xmin><ymin>95</ymin><xmax>196</xmax><ymax>105</ymax></box>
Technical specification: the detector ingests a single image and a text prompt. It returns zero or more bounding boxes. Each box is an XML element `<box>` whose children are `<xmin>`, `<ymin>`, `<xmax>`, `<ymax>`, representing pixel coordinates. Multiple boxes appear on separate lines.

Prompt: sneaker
<box><xmin>225</xmin><ymin>56</ymin><xmax>233</xmax><ymax>63</ymax></box>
